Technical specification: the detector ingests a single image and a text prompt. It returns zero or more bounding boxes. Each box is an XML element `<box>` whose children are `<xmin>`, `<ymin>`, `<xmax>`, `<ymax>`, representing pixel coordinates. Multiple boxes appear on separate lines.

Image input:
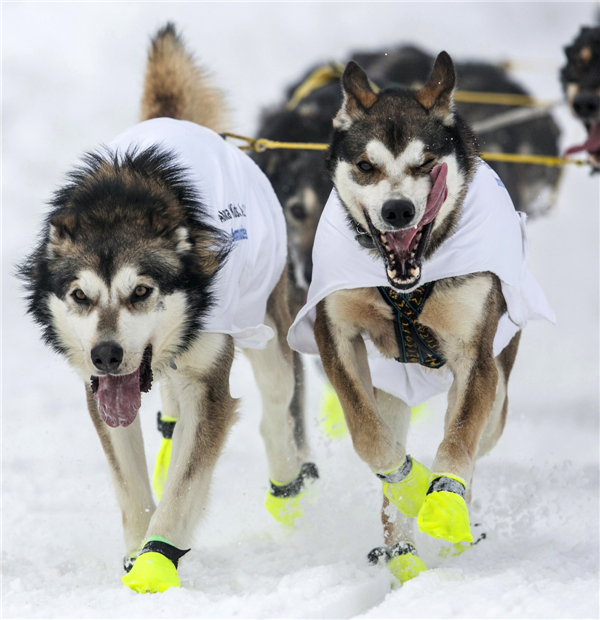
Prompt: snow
<box><xmin>2</xmin><ymin>2</ymin><xmax>599</xmax><ymax>618</ymax></box>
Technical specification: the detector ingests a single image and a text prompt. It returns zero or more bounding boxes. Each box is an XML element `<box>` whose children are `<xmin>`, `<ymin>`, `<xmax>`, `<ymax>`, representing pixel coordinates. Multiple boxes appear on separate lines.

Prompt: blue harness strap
<box><xmin>378</xmin><ymin>283</ymin><xmax>446</xmax><ymax>368</ymax></box>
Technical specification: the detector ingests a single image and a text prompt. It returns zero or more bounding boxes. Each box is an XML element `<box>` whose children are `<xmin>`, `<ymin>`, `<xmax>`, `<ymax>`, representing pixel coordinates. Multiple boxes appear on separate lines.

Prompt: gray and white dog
<box><xmin>19</xmin><ymin>24</ymin><xmax>316</xmax><ymax>593</ymax></box>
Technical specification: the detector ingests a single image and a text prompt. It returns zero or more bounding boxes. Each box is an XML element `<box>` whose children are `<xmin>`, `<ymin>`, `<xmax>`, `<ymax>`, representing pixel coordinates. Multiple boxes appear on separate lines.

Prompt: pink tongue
<box><xmin>384</xmin><ymin>163</ymin><xmax>449</xmax><ymax>255</ymax></box>
<box><xmin>565</xmin><ymin>121</ymin><xmax>600</xmax><ymax>155</ymax></box>
<box><xmin>93</xmin><ymin>370</ymin><xmax>141</xmax><ymax>428</ymax></box>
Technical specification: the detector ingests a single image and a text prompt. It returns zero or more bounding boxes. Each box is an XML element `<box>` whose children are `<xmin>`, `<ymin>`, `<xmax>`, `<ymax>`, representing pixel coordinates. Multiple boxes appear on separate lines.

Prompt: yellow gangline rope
<box><xmin>284</xmin><ymin>62</ymin><xmax>555</xmax><ymax>110</ymax></box>
<box><xmin>221</xmin><ymin>133</ymin><xmax>586</xmax><ymax>167</ymax></box>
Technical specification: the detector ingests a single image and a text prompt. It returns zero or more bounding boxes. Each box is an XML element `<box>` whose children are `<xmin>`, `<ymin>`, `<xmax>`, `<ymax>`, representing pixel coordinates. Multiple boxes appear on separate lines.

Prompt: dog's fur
<box><xmin>252</xmin><ymin>45</ymin><xmax>561</xmax><ymax>310</ymax></box>
<box><xmin>314</xmin><ymin>53</ymin><xmax>520</xmax><ymax>552</ymax></box>
<box><xmin>19</xmin><ymin>24</ymin><xmax>307</xmax><ymax>561</ymax></box>
<box><xmin>561</xmin><ymin>25</ymin><xmax>600</xmax><ymax>171</ymax></box>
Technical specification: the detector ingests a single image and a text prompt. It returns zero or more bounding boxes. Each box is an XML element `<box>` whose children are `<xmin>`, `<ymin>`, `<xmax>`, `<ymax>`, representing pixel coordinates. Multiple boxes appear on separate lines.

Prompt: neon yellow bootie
<box><xmin>265</xmin><ymin>462</ymin><xmax>319</xmax><ymax>526</ymax></box>
<box><xmin>122</xmin><ymin>537</ymin><xmax>189</xmax><ymax>593</ymax></box>
<box><xmin>388</xmin><ymin>552</ymin><xmax>427</xmax><ymax>584</ymax></box>
<box><xmin>153</xmin><ymin>413</ymin><xmax>177</xmax><ymax>500</ymax></box>
<box><xmin>122</xmin><ymin>552</ymin><xmax>180</xmax><ymax>593</ymax></box>
<box><xmin>368</xmin><ymin>543</ymin><xmax>426</xmax><ymax>585</ymax></box>
<box><xmin>320</xmin><ymin>381</ymin><xmax>348</xmax><ymax>440</ymax></box>
<box><xmin>378</xmin><ymin>456</ymin><xmax>431</xmax><ymax>518</ymax></box>
<box><xmin>265</xmin><ymin>492</ymin><xmax>305</xmax><ymax>527</ymax></box>
<box><xmin>417</xmin><ymin>474</ymin><xmax>473</xmax><ymax>543</ymax></box>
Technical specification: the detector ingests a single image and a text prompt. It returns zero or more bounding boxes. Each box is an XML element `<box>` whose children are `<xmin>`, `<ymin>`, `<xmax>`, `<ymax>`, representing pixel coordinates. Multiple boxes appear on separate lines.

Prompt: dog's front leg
<box><xmin>314</xmin><ymin>299</ymin><xmax>402</xmax><ymax>472</ymax></box>
<box><xmin>122</xmin><ymin>333</ymin><xmax>237</xmax><ymax>593</ymax></box>
<box><xmin>417</xmin><ymin>274</ymin><xmax>504</xmax><ymax>543</ymax></box>
<box><xmin>85</xmin><ymin>387</ymin><xmax>155</xmax><ymax>564</ymax></box>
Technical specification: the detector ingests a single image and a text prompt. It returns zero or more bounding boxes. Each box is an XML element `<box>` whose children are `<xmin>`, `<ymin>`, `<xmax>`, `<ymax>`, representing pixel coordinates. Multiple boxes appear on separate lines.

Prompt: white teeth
<box><xmin>387</xmin><ymin>268</ymin><xmax>397</xmax><ymax>278</ymax></box>
<box><xmin>410</xmin><ymin>267</ymin><xmax>419</xmax><ymax>276</ymax></box>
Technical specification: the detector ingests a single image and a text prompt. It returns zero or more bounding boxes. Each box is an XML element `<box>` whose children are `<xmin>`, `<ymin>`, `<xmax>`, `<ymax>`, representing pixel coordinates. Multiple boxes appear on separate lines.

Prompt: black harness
<box><xmin>378</xmin><ymin>283</ymin><xmax>446</xmax><ymax>369</ymax></box>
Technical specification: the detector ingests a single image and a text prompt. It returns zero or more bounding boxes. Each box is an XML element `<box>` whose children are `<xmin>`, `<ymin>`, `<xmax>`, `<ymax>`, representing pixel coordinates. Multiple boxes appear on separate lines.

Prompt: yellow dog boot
<box><xmin>417</xmin><ymin>474</ymin><xmax>473</xmax><ymax>544</ymax></box>
<box><xmin>265</xmin><ymin>462</ymin><xmax>319</xmax><ymax>527</ymax></box>
<box><xmin>368</xmin><ymin>542</ymin><xmax>427</xmax><ymax>585</ymax></box>
<box><xmin>122</xmin><ymin>537</ymin><xmax>189</xmax><ymax>593</ymax></box>
<box><xmin>152</xmin><ymin>412</ymin><xmax>177</xmax><ymax>500</ymax></box>
<box><xmin>377</xmin><ymin>455</ymin><xmax>431</xmax><ymax>518</ymax></box>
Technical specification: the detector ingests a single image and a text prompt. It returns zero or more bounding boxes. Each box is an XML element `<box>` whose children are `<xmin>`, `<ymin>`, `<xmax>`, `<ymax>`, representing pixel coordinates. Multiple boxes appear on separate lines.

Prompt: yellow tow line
<box><xmin>221</xmin><ymin>133</ymin><xmax>586</xmax><ymax>167</ymax></box>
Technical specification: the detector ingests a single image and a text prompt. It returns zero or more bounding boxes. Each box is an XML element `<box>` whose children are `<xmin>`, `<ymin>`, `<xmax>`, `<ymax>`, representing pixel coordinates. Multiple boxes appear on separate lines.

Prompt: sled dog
<box><xmin>252</xmin><ymin>45</ymin><xmax>561</xmax><ymax>310</ymax></box>
<box><xmin>561</xmin><ymin>25</ymin><xmax>600</xmax><ymax>172</ymax></box>
<box><xmin>288</xmin><ymin>52</ymin><xmax>554</xmax><ymax>582</ymax></box>
<box><xmin>19</xmin><ymin>24</ymin><xmax>316</xmax><ymax>593</ymax></box>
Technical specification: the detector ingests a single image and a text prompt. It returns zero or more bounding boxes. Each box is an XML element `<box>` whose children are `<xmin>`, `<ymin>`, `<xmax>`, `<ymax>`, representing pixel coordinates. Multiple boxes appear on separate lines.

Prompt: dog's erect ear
<box><xmin>415</xmin><ymin>52</ymin><xmax>456</xmax><ymax>124</ymax></box>
<box><xmin>49</xmin><ymin>211</ymin><xmax>77</xmax><ymax>243</ymax></box>
<box><xmin>334</xmin><ymin>61</ymin><xmax>377</xmax><ymax>130</ymax></box>
<box><xmin>47</xmin><ymin>211</ymin><xmax>78</xmax><ymax>258</ymax></box>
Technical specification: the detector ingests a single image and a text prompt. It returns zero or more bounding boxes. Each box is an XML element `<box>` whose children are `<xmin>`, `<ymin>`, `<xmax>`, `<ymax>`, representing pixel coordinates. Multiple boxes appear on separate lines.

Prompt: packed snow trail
<box><xmin>2</xmin><ymin>3</ymin><xmax>598</xmax><ymax>618</ymax></box>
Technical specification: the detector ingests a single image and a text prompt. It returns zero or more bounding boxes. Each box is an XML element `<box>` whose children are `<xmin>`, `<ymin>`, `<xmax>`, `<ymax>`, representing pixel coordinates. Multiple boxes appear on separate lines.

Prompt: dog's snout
<box><xmin>91</xmin><ymin>342</ymin><xmax>124</xmax><ymax>373</ymax></box>
<box><xmin>381</xmin><ymin>199</ymin><xmax>416</xmax><ymax>229</ymax></box>
<box><xmin>573</xmin><ymin>93</ymin><xmax>600</xmax><ymax>119</ymax></box>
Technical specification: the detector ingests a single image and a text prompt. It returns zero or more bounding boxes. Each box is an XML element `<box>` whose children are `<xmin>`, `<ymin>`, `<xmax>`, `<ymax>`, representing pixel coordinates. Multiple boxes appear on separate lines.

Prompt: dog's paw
<box><xmin>122</xmin><ymin>538</ymin><xmax>189</xmax><ymax>593</ymax></box>
<box><xmin>265</xmin><ymin>462</ymin><xmax>319</xmax><ymax>527</ymax></box>
<box><xmin>368</xmin><ymin>542</ymin><xmax>426</xmax><ymax>585</ymax></box>
<box><xmin>122</xmin><ymin>552</ymin><xmax>180</xmax><ymax>593</ymax></box>
<box><xmin>417</xmin><ymin>474</ymin><xmax>473</xmax><ymax>543</ymax></box>
<box><xmin>379</xmin><ymin>456</ymin><xmax>431</xmax><ymax>518</ymax></box>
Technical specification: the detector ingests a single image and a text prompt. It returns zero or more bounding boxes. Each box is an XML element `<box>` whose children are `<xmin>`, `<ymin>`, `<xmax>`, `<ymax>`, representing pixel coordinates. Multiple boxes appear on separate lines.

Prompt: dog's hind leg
<box><xmin>123</xmin><ymin>333</ymin><xmax>238</xmax><ymax>593</ymax></box>
<box><xmin>85</xmin><ymin>387</ymin><xmax>155</xmax><ymax>564</ymax></box>
<box><xmin>476</xmin><ymin>331</ymin><xmax>521</xmax><ymax>462</ymax></box>
<box><xmin>245</xmin><ymin>270</ymin><xmax>317</xmax><ymax>526</ymax></box>
<box><xmin>152</xmin><ymin>379</ymin><xmax>180</xmax><ymax>500</ymax></box>
<box><xmin>367</xmin><ymin>389</ymin><xmax>427</xmax><ymax>583</ymax></box>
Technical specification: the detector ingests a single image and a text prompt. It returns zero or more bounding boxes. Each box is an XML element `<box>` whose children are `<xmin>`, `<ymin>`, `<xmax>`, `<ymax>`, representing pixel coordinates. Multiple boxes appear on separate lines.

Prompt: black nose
<box><xmin>91</xmin><ymin>342</ymin><xmax>123</xmax><ymax>373</ymax></box>
<box><xmin>381</xmin><ymin>199</ymin><xmax>416</xmax><ymax>229</ymax></box>
<box><xmin>573</xmin><ymin>93</ymin><xmax>600</xmax><ymax>120</ymax></box>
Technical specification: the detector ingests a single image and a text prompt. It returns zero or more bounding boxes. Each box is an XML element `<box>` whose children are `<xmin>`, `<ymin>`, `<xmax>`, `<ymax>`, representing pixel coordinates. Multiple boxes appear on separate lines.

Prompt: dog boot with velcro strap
<box><xmin>265</xmin><ymin>462</ymin><xmax>319</xmax><ymax>526</ymax></box>
<box><xmin>368</xmin><ymin>542</ymin><xmax>426</xmax><ymax>585</ymax></box>
<box><xmin>153</xmin><ymin>412</ymin><xmax>177</xmax><ymax>500</ymax></box>
<box><xmin>122</xmin><ymin>537</ymin><xmax>190</xmax><ymax>593</ymax></box>
<box><xmin>376</xmin><ymin>455</ymin><xmax>431</xmax><ymax>518</ymax></box>
<box><xmin>417</xmin><ymin>474</ymin><xmax>473</xmax><ymax>543</ymax></box>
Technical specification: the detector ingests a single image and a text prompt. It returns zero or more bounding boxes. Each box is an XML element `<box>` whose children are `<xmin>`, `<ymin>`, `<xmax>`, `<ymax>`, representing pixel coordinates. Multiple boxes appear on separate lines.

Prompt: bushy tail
<box><xmin>140</xmin><ymin>23</ymin><xmax>230</xmax><ymax>132</ymax></box>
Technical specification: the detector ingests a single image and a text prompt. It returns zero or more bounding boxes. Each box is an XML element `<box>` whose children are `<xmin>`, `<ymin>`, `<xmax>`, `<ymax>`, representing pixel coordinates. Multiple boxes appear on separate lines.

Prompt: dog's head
<box><xmin>561</xmin><ymin>26</ymin><xmax>600</xmax><ymax>170</ymax></box>
<box><xmin>326</xmin><ymin>52</ymin><xmax>476</xmax><ymax>290</ymax></box>
<box><xmin>19</xmin><ymin>147</ymin><xmax>229</xmax><ymax>428</ymax></box>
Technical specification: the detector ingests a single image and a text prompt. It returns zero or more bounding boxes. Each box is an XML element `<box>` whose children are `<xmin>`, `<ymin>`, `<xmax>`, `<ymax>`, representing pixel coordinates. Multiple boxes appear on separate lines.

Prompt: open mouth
<box><xmin>565</xmin><ymin>120</ymin><xmax>600</xmax><ymax>167</ymax></box>
<box><xmin>90</xmin><ymin>345</ymin><xmax>153</xmax><ymax>428</ymax></box>
<box><xmin>363</xmin><ymin>163</ymin><xmax>448</xmax><ymax>290</ymax></box>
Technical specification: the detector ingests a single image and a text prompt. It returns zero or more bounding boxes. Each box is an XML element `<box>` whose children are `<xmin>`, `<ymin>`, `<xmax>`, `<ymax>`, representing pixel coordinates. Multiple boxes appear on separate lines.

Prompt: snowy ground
<box><xmin>2</xmin><ymin>3</ymin><xmax>599</xmax><ymax>618</ymax></box>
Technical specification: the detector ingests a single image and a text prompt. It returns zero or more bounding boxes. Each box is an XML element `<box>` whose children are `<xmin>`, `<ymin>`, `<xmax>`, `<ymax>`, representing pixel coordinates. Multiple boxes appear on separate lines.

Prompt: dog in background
<box><xmin>19</xmin><ymin>24</ymin><xmax>316</xmax><ymax>593</ymax></box>
<box><xmin>287</xmin><ymin>52</ymin><xmax>554</xmax><ymax>582</ymax></box>
<box><xmin>252</xmin><ymin>46</ymin><xmax>562</xmax><ymax>311</ymax></box>
<box><xmin>561</xmin><ymin>25</ymin><xmax>600</xmax><ymax>172</ymax></box>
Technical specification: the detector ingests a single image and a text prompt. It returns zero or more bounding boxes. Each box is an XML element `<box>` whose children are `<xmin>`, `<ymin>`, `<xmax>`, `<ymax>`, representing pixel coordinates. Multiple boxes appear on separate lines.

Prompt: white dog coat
<box><xmin>288</xmin><ymin>161</ymin><xmax>555</xmax><ymax>406</ymax></box>
<box><xmin>108</xmin><ymin>118</ymin><xmax>287</xmax><ymax>350</ymax></box>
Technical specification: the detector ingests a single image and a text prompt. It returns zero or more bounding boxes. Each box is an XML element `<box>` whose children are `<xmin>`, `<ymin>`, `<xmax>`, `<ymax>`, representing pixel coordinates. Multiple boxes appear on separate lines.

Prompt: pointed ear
<box><xmin>415</xmin><ymin>51</ymin><xmax>456</xmax><ymax>124</ymax></box>
<box><xmin>334</xmin><ymin>61</ymin><xmax>377</xmax><ymax>130</ymax></box>
<box><xmin>49</xmin><ymin>211</ymin><xmax>77</xmax><ymax>243</ymax></box>
<box><xmin>47</xmin><ymin>211</ymin><xmax>77</xmax><ymax>258</ymax></box>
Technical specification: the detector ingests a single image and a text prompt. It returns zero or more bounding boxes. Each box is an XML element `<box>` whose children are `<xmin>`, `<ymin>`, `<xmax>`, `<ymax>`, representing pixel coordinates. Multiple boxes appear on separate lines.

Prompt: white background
<box><xmin>2</xmin><ymin>2</ymin><xmax>599</xmax><ymax>618</ymax></box>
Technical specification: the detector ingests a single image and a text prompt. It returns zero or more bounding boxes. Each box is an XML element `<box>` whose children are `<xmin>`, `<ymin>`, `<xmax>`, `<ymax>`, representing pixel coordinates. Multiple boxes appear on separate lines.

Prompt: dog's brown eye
<box><xmin>132</xmin><ymin>286</ymin><xmax>152</xmax><ymax>302</ymax></box>
<box><xmin>72</xmin><ymin>289</ymin><xmax>88</xmax><ymax>303</ymax></box>
<box><xmin>357</xmin><ymin>160</ymin><xmax>374</xmax><ymax>173</ymax></box>
<box><xmin>420</xmin><ymin>157</ymin><xmax>436</xmax><ymax>168</ymax></box>
<box><xmin>289</xmin><ymin>204</ymin><xmax>307</xmax><ymax>220</ymax></box>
